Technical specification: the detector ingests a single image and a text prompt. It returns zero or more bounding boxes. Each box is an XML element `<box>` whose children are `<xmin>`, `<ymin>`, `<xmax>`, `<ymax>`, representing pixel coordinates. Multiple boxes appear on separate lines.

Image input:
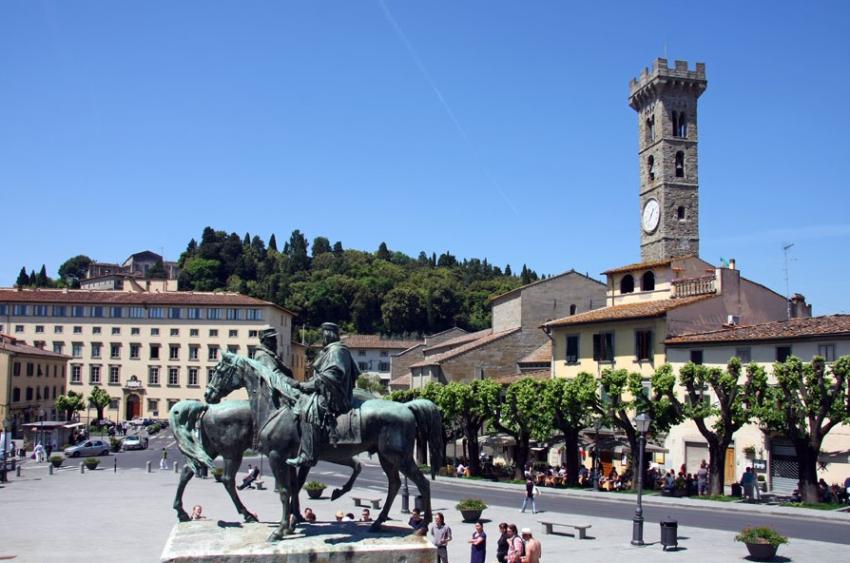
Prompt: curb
<box><xmin>432</xmin><ymin>475</ymin><xmax>850</xmax><ymax>524</ymax></box>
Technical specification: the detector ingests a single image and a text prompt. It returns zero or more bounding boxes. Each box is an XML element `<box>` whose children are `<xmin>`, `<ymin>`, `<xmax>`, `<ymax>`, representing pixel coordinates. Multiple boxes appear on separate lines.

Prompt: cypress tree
<box><xmin>268</xmin><ymin>234</ymin><xmax>278</xmax><ymax>252</ymax></box>
<box><xmin>15</xmin><ymin>267</ymin><xmax>29</xmax><ymax>287</ymax></box>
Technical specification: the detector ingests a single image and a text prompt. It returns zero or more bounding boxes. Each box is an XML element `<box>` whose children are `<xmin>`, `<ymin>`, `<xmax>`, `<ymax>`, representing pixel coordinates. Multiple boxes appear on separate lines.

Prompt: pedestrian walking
<box><xmin>506</xmin><ymin>524</ymin><xmax>525</xmax><ymax>563</ymax></box>
<box><xmin>496</xmin><ymin>522</ymin><xmax>509</xmax><ymax>563</ymax></box>
<box><xmin>740</xmin><ymin>466</ymin><xmax>756</xmax><ymax>500</ymax></box>
<box><xmin>428</xmin><ymin>512</ymin><xmax>452</xmax><ymax>563</ymax></box>
<box><xmin>520</xmin><ymin>477</ymin><xmax>538</xmax><ymax>514</ymax></box>
<box><xmin>468</xmin><ymin>521</ymin><xmax>486</xmax><ymax>563</ymax></box>
<box><xmin>160</xmin><ymin>448</ymin><xmax>168</xmax><ymax>470</ymax></box>
<box><xmin>33</xmin><ymin>442</ymin><xmax>45</xmax><ymax>463</ymax></box>
<box><xmin>520</xmin><ymin>528</ymin><xmax>541</xmax><ymax>563</ymax></box>
<box><xmin>697</xmin><ymin>460</ymin><xmax>708</xmax><ymax>495</ymax></box>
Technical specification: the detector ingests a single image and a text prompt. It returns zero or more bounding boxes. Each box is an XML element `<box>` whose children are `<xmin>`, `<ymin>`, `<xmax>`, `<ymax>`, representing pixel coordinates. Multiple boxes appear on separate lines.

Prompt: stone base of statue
<box><xmin>161</xmin><ymin>521</ymin><xmax>436</xmax><ymax>563</ymax></box>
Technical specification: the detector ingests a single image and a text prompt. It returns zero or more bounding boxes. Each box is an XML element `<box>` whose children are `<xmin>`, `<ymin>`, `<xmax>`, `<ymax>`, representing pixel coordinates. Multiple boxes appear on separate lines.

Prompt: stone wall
<box><xmin>440</xmin><ymin>329</ymin><xmax>548</xmax><ymax>383</ymax></box>
<box><xmin>519</xmin><ymin>272</ymin><xmax>606</xmax><ymax>328</ymax></box>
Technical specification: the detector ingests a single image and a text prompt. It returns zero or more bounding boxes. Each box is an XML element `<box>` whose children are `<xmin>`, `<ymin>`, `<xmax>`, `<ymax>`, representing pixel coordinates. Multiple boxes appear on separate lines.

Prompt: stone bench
<box><xmin>352</xmin><ymin>496</ymin><xmax>383</xmax><ymax>510</ymax></box>
<box><xmin>253</xmin><ymin>480</ymin><xmax>266</xmax><ymax>490</ymax></box>
<box><xmin>538</xmin><ymin>520</ymin><xmax>592</xmax><ymax>539</ymax></box>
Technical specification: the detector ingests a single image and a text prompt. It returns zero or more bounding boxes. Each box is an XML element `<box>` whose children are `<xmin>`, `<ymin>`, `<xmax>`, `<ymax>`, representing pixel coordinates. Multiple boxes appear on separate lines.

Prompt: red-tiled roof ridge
<box><xmin>665</xmin><ymin>314</ymin><xmax>850</xmax><ymax>345</ymax></box>
<box><xmin>489</xmin><ymin>269</ymin><xmax>604</xmax><ymax>303</ymax></box>
<box><xmin>518</xmin><ymin>340</ymin><xmax>552</xmax><ymax>364</ymax></box>
<box><xmin>410</xmin><ymin>327</ymin><xmax>521</xmax><ymax>368</ymax></box>
<box><xmin>602</xmin><ymin>255</ymin><xmax>701</xmax><ymax>275</ymax></box>
<box><xmin>341</xmin><ymin>334</ymin><xmax>423</xmax><ymax>350</ymax></box>
<box><xmin>542</xmin><ymin>294</ymin><xmax>716</xmax><ymax>328</ymax></box>
<box><xmin>423</xmin><ymin>328</ymin><xmax>492</xmax><ymax>354</ymax></box>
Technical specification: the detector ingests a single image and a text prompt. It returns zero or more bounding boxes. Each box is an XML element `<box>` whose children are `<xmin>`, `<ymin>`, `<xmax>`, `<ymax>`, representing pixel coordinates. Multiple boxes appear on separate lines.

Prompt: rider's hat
<box><xmin>259</xmin><ymin>326</ymin><xmax>278</xmax><ymax>339</ymax></box>
<box><xmin>320</xmin><ymin>322</ymin><xmax>340</xmax><ymax>333</ymax></box>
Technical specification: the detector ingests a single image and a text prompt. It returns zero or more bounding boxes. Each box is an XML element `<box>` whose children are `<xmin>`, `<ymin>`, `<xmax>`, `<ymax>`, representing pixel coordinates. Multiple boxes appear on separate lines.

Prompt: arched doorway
<box><xmin>126</xmin><ymin>394</ymin><xmax>141</xmax><ymax>420</ymax></box>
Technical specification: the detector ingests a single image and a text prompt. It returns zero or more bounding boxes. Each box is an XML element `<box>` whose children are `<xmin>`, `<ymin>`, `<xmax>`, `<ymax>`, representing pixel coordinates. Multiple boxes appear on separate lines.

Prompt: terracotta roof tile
<box><xmin>602</xmin><ymin>257</ymin><xmax>689</xmax><ymax>275</ymax></box>
<box><xmin>518</xmin><ymin>341</ymin><xmax>551</xmax><ymax>364</ymax></box>
<box><xmin>543</xmin><ymin>295</ymin><xmax>715</xmax><ymax>328</ymax></box>
<box><xmin>411</xmin><ymin>327</ymin><xmax>521</xmax><ymax>368</ymax></box>
<box><xmin>423</xmin><ymin>328</ymin><xmax>492</xmax><ymax>354</ymax></box>
<box><xmin>0</xmin><ymin>288</ymin><xmax>294</xmax><ymax>315</ymax></box>
<box><xmin>665</xmin><ymin>315</ymin><xmax>850</xmax><ymax>345</ymax></box>
<box><xmin>0</xmin><ymin>335</ymin><xmax>70</xmax><ymax>359</ymax></box>
<box><xmin>389</xmin><ymin>373</ymin><xmax>412</xmax><ymax>387</ymax></box>
<box><xmin>341</xmin><ymin>334</ymin><xmax>423</xmax><ymax>350</ymax></box>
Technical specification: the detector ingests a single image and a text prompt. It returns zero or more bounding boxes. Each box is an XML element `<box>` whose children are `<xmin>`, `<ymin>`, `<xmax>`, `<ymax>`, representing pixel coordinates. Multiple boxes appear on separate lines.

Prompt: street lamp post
<box><xmin>592</xmin><ymin>417</ymin><xmax>601</xmax><ymax>492</ymax></box>
<box><xmin>631</xmin><ymin>411</ymin><xmax>651</xmax><ymax>546</ymax></box>
<box><xmin>401</xmin><ymin>475</ymin><xmax>411</xmax><ymax>514</ymax></box>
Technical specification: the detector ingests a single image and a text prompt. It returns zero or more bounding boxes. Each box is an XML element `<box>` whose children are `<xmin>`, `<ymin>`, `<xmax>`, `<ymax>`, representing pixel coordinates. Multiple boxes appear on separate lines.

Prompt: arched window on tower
<box><xmin>645</xmin><ymin>115</ymin><xmax>655</xmax><ymax>143</ymax></box>
<box><xmin>647</xmin><ymin>155</ymin><xmax>655</xmax><ymax>181</ymax></box>
<box><xmin>673</xmin><ymin>111</ymin><xmax>687</xmax><ymax>137</ymax></box>
<box><xmin>675</xmin><ymin>151</ymin><xmax>685</xmax><ymax>177</ymax></box>
<box><xmin>641</xmin><ymin>271</ymin><xmax>656</xmax><ymax>291</ymax></box>
<box><xmin>677</xmin><ymin>206</ymin><xmax>686</xmax><ymax>220</ymax></box>
<box><xmin>620</xmin><ymin>274</ymin><xmax>635</xmax><ymax>294</ymax></box>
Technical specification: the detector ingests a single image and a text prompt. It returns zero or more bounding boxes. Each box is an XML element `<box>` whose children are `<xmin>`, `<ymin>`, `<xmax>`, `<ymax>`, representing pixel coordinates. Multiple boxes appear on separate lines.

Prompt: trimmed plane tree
<box><xmin>493</xmin><ymin>377</ymin><xmax>553</xmax><ymax>479</ymax></box>
<box><xmin>55</xmin><ymin>390</ymin><xmax>85</xmax><ymax>422</ymax></box>
<box><xmin>542</xmin><ymin>373</ymin><xmax>600</xmax><ymax>486</ymax></box>
<box><xmin>676</xmin><ymin>357</ymin><xmax>764</xmax><ymax>495</ymax></box>
<box><xmin>599</xmin><ymin>366</ymin><xmax>683</xmax><ymax>478</ymax></box>
<box><xmin>437</xmin><ymin>379</ymin><xmax>501</xmax><ymax>476</ymax></box>
<box><xmin>88</xmin><ymin>386</ymin><xmax>111</xmax><ymax>423</ymax></box>
<box><xmin>752</xmin><ymin>356</ymin><xmax>850</xmax><ymax>503</ymax></box>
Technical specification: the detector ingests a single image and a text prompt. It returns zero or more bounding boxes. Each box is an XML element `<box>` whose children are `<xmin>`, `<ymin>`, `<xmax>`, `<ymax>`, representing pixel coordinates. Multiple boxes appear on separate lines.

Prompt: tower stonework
<box><xmin>629</xmin><ymin>58</ymin><xmax>706</xmax><ymax>262</ymax></box>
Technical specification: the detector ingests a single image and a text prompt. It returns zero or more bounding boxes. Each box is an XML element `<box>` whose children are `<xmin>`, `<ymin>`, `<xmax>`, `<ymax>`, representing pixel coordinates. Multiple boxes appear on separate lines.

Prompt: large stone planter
<box><xmin>745</xmin><ymin>542</ymin><xmax>779</xmax><ymax>561</ymax></box>
<box><xmin>459</xmin><ymin>510</ymin><xmax>482</xmax><ymax>523</ymax></box>
<box><xmin>307</xmin><ymin>488</ymin><xmax>325</xmax><ymax>500</ymax></box>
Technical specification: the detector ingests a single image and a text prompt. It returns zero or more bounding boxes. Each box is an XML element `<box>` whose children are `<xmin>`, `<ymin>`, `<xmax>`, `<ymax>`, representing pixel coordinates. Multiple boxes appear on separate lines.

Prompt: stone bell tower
<box><xmin>629</xmin><ymin>58</ymin><xmax>707</xmax><ymax>262</ymax></box>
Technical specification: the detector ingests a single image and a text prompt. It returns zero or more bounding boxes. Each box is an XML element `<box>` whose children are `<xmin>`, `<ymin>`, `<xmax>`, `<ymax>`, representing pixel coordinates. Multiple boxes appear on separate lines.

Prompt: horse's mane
<box><xmin>225</xmin><ymin>352</ymin><xmax>301</xmax><ymax>408</ymax></box>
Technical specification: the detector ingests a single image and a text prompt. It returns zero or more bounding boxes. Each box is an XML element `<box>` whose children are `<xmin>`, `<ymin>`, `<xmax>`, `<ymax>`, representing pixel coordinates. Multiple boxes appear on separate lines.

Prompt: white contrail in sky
<box><xmin>376</xmin><ymin>0</ymin><xmax>519</xmax><ymax>216</ymax></box>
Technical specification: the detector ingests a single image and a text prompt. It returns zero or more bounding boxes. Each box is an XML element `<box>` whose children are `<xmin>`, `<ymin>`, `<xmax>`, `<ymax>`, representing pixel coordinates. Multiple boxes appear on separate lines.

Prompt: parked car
<box><xmin>121</xmin><ymin>435</ymin><xmax>147</xmax><ymax>451</ymax></box>
<box><xmin>64</xmin><ymin>440</ymin><xmax>110</xmax><ymax>458</ymax></box>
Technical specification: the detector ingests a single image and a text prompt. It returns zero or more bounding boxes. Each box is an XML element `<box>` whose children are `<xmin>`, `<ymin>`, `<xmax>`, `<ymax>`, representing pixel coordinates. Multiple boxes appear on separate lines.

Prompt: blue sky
<box><xmin>1</xmin><ymin>1</ymin><xmax>848</xmax><ymax>313</ymax></box>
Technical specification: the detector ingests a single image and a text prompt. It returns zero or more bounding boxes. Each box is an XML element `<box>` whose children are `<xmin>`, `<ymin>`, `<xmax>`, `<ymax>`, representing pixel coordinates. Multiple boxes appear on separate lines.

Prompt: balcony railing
<box><xmin>672</xmin><ymin>275</ymin><xmax>716</xmax><ymax>298</ymax></box>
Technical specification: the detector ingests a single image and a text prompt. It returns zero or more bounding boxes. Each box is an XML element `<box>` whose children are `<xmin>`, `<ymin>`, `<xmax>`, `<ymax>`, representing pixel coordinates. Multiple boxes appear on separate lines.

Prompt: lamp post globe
<box><xmin>631</xmin><ymin>411</ymin><xmax>652</xmax><ymax>546</ymax></box>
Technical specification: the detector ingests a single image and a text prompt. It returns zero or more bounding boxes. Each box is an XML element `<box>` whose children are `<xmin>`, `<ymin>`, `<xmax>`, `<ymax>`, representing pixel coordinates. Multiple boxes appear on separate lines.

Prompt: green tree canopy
<box><xmin>88</xmin><ymin>386</ymin><xmax>111</xmax><ymax>422</ymax></box>
<box><xmin>542</xmin><ymin>373</ymin><xmax>600</xmax><ymax>486</ymax></box>
<box><xmin>494</xmin><ymin>378</ymin><xmax>553</xmax><ymax>478</ymax></box>
<box><xmin>58</xmin><ymin>255</ymin><xmax>92</xmax><ymax>288</ymax></box>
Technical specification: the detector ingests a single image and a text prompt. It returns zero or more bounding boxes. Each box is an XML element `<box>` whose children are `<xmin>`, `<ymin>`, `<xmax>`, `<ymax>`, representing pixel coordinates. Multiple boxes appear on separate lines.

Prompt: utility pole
<box><xmin>783</xmin><ymin>243</ymin><xmax>794</xmax><ymax>320</ymax></box>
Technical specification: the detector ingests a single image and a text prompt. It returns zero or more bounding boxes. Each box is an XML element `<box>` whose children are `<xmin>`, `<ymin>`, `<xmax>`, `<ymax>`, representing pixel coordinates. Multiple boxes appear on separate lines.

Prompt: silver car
<box><xmin>121</xmin><ymin>435</ymin><xmax>148</xmax><ymax>451</ymax></box>
<box><xmin>64</xmin><ymin>439</ymin><xmax>110</xmax><ymax>458</ymax></box>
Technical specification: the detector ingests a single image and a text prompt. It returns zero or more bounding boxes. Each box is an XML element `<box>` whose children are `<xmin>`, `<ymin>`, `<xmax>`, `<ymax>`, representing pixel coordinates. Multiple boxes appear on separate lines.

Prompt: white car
<box><xmin>121</xmin><ymin>435</ymin><xmax>148</xmax><ymax>451</ymax></box>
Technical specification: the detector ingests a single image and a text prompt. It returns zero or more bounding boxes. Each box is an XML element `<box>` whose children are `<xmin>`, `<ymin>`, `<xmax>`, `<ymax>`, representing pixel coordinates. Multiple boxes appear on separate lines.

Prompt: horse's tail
<box><xmin>169</xmin><ymin>400</ymin><xmax>215</xmax><ymax>473</ymax></box>
<box><xmin>405</xmin><ymin>399</ymin><xmax>444</xmax><ymax>480</ymax></box>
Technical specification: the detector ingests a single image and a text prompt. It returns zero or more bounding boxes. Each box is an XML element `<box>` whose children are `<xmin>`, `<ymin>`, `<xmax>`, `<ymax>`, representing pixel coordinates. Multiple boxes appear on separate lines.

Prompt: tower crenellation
<box><xmin>629</xmin><ymin>58</ymin><xmax>707</xmax><ymax>262</ymax></box>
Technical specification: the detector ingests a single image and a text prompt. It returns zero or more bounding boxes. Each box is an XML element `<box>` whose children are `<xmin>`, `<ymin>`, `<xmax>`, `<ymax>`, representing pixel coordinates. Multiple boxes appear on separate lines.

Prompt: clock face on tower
<box><xmin>642</xmin><ymin>198</ymin><xmax>660</xmax><ymax>233</ymax></box>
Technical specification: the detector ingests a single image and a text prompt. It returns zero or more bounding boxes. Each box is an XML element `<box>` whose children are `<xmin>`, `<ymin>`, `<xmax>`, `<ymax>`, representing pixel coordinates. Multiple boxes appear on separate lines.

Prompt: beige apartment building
<box><xmin>0</xmin><ymin>334</ymin><xmax>70</xmax><ymax>436</ymax></box>
<box><xmin>0</xmin><ymin>288</ymin><xmax>293</xmax><ymax>422</ymax></box>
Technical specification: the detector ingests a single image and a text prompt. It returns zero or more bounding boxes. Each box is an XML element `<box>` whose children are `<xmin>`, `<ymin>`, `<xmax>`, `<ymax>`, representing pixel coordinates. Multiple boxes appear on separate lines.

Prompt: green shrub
<box><xmin>147</xmin><ymin>423</ymin><xmax>161</xmax><ymax>434</ymax></box>
<box><xmin>305</xmin><ymin>480</ymin><xmax>327</xmax><ymax>491</ymax></box>
<box><xmin>455</xmin><ymin>498</ymin><xmax>487</xmax><ymax>511</ymax></box>
<box><xmin>109</xmin><ymin>438</ymin><xmax>122</xmax><ymax>452</ymax></box>
<box><xmin>49</xmin><ymin>455</ymin><xmax>64</xmax><ymax>467</ymax></box>
<box><xmin>735</xmin><ymin>527</ymin><xmax>788</xmax><ymax>546</ymax></box>
<box><xmin>84</xmin><ymin>457</ymin><xmax>101</xmax><ymax>469</ymax></box>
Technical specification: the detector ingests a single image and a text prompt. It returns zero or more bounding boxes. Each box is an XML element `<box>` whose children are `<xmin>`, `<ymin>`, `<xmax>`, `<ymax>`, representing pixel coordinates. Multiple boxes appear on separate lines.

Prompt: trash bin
<box><xmin>660</xmin><ymin>520</ymin><xmax>678</xmax><ymax>551</ymax></box>
<box><xmin>414</xmin><ymin>495</ymin><xmax>424</xmax><ymax>512</ymax></box>
<box><xmin>731</xmin><ymin>482</ymin><xmax>742</xmax><ymax>497</ymax></box>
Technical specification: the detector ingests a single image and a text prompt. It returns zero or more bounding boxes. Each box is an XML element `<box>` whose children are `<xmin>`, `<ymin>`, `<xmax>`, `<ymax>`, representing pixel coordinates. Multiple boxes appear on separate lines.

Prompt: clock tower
<box><xmin>629</xmin><ymin>58</ymin><xmax>706</xmax><ymax>261</ymax></box>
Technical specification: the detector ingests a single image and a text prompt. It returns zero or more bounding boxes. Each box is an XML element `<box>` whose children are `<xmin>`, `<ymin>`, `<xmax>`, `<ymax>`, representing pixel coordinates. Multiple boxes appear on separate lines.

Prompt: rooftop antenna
<box><xmin>783</xmin><ymin>243</ymin><xmax>794</xmax><ymax>319</ymax></box>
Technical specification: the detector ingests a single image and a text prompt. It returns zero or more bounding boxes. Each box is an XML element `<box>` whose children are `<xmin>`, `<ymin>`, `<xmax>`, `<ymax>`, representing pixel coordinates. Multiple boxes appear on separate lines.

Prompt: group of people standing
<box><xmin>425</xmin><ymin>514</ymin><xmax>542</xmax><ymax>563</ymax></box>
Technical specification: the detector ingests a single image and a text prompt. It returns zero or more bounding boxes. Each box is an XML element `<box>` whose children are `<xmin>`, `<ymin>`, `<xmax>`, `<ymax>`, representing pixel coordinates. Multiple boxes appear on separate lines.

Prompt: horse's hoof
<box><xmin>267</xmin><ymin>531</ymin><xmax>283</xmax><ymax>542</ymax></box>
<box><xmin>177</xmin><ymin>513</ymin><xmax>190</xmax><ymax>523</ymax></box>
<box><xmin>330</xmin><ymin>489</ymin><xmax>343</xmax><ymax>501</ymax></box>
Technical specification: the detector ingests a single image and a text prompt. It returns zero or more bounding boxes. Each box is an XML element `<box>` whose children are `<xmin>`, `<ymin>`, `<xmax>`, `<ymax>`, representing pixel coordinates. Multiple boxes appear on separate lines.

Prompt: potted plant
<box><xmin>757</xmin><ymin>474</ymin><xmax>767</xmax><ymax>492</ymax></box>
<box><xmin>211</xmin><ymin>467</ymin><xmax>224</xmax><ymax>482</ymax></box>
<box><xmin>456</xmin><ymin>498</ymin><xmax>487</xmax><ymax>522</ymax></box>
<box><xmin>735</xmin><ymin>526</ymin><xmax>788</xmax><ymax>561</ymax></box>
<box><xmin>84</xmin><ymin>457</ymin><xmax>101</xmax><ymax>471</ymax></box>
<box><xmin>49</xmin><ymin>454</ymin><xmax>64</xmax><ymax>468</ymax></box>
<box><xmin>110</xmin><ymin>437</ymin><xmax>122</xmax><ymax>453</ymax></box>
<box><xmin>305</xmin><ymin>480</ymin><xmax>327</xmax><ymax>499</ymax></box>
<box><xmin>743</xmin><ymin>445</ymin><xmax>756</xmax><ymax>459</ymax></box>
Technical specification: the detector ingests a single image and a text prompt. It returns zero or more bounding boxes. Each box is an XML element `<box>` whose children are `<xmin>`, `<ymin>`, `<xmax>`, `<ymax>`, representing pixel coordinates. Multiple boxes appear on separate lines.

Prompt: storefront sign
<box><xmin>752</xmin><ymin>459</ymin><xmax>767</xmax><ymax>471</ymax></box>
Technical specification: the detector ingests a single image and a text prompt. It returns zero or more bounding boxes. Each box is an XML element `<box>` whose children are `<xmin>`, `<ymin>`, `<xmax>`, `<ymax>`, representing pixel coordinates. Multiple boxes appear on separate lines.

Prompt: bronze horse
<box><xmin>205</xmin><ymin>352</ymin><xmax>442</xmax><ymax>541</ymax></box>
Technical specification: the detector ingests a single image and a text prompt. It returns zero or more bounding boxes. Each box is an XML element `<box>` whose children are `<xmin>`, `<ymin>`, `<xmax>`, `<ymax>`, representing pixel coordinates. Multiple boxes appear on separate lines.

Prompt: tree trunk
<box><xmin>464</xmin><ymin>422</ymin><xmax>482</xmax><ymax>476</ymax></box>
<box><xmin>563</xmin><ymin>429</ymin><xmax>581</xmax><ymax>487</ymax></box>
<box><xmin>513</xmin><ymin>433</ymin><xmax>531</xmax><ymax>480</ymax></box>
<box><xmin>795</xmin><ymin>440</ymin><xmax>821</xmax><ymax>503</ymax></box>
<box><xmin>707</xmin><ymin>440</ymin><xmax>728</xmax><ymax>495</ymax></box>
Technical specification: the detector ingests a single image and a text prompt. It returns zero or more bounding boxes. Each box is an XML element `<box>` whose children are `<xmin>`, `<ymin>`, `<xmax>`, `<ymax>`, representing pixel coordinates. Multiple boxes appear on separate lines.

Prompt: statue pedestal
<box><xmin>161</xmin><ymin>521</ymin><xmax>436</xmax><ymax>563</ymax></box>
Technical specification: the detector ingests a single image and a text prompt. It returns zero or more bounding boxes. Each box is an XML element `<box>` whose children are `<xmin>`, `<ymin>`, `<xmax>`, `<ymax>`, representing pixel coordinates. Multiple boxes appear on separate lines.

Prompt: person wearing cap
<box><xmin>255</xmin><ymin>326</ymin><xmax>294</xmax><ymax>379</ymax></box>
<box><xmin>520</xmin><ymin>528</ymin><xmax>541</xmax><ymax>563</ymax></box>
<box><xmin>286</xmin><ymin>322</ymin><xmax>358</xmax><ymax>468</ymax></box>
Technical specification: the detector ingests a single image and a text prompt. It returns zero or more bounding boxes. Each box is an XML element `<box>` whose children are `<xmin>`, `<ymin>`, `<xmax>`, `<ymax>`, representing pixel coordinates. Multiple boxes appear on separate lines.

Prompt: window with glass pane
<box><xmin>188</xmin><ymin>368</ymin><xmax>198</xmax><ymax>386</ymax></box>
<box><xmin>109</xmin><ymin>366</ymin><xmax>120</xmax><ymax>385</ymax></box>
<box><xmin>592</xmin><ymin>332</ymin><xmax>614</xmax><ymax>362</ymax></box>
<box><xmin>148</xmin><ymin>367</ymin><xmax>160</xmax><ymax>385</ymax></box>
<box><xmin>168</xmin><ymin>368</ymin><xmax>179</xmax><ymax>386</ymax></box>
<box><xmin>566</xmin><ymin>335</ymin><xmax>579</xmax><ymax>363</ymax></box>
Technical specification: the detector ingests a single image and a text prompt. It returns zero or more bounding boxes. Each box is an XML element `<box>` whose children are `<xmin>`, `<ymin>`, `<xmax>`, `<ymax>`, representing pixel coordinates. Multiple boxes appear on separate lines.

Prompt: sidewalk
<box><xmin>0</xmin><ymin>463</ymin><xmax>846</xmax><ymax>562</ymax></box>
<box><xmin>434</xmin><ymin>474</ymin><xmax>850</xmax><ymax>523</ymax></box>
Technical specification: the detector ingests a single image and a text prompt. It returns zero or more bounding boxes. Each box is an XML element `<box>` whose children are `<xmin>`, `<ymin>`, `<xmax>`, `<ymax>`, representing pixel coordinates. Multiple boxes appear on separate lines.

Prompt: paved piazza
<box><xmin>1</xmin><ymin>456</ymin><xmax>846</xmax><ymax>562</ymax></box>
